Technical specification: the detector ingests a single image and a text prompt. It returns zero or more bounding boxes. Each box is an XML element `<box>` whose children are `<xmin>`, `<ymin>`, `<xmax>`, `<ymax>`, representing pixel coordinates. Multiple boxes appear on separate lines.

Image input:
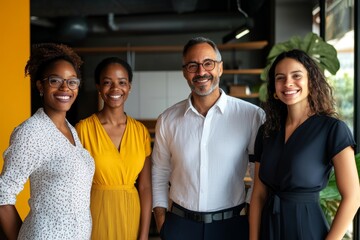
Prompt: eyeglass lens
<box><xmin>47</xmin><ymin>77</ymin><xmax>80</xmax><ymax>90</ymax></box>
<box><xmin>185</xmin><ymin>60</ymin><xmax>216</xmax><ymax>73</ymax></box>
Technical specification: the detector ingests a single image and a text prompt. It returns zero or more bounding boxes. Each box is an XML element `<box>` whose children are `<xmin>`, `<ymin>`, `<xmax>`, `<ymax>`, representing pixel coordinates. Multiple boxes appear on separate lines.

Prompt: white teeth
<box><xmin>194</xmin><ymin>79</ymin><xmax>209</xmax><ymax>83</ymax></box>
<box><xmin>284</xmin><ymin>90</ymin><xmax>298</xmax><ymax>95</ymax></box>
<box><xmin>109</xmin><ymin>95</ymin><xmax>122</xmax><ymax>99</ymax></box>
<box><xmin>55</xmin><ymin>96</ymin><xmax>70</xmax><ymax>100</ymax></box>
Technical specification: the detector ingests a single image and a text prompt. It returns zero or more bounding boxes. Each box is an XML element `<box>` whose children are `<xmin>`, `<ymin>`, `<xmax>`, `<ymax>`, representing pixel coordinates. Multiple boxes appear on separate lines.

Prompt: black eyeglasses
<box><xmin>182</xmin><ymin>59</ymin><xmax>221</xmax><ymax>73</ymax></box>
<box><xmin>43</xmin><ymin>76</ymin><xmax>81</xmax><ymax>90</ymax></box>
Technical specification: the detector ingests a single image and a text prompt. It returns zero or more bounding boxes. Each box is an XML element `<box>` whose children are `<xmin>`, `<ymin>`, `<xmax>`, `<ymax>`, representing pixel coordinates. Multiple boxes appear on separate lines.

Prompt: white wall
<box><xmin>125</xmin><ymin>71</ymin><xmax>190</xmax><ymax>119</ymax></box>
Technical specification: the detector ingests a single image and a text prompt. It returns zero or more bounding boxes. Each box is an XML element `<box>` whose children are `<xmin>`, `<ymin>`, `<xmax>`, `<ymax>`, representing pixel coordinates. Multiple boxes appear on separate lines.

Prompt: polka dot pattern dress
<box><xmin>0</xmin><ymin>108</ymin><xmax>95</xmax><ymax>240</ymax></box>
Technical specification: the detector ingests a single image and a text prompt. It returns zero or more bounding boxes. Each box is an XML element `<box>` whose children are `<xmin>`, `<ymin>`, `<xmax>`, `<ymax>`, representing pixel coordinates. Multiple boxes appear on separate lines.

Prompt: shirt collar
<box><xmin>184</xmin><ymin>88</ymin><xmax>228</xmax><ymax>116</ymax></box>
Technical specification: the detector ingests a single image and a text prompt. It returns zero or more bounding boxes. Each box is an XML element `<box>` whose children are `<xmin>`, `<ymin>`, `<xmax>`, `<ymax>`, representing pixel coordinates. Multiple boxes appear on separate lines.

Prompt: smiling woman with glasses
<box><xmin>0</xmin><ymin>43</ymin><xmax>94</xmax><ymax>240</ymax></box>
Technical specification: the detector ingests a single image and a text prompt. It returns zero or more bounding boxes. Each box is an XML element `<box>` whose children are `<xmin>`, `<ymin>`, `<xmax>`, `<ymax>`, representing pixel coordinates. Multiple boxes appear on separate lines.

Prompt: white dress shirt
<box><xmin>152</xmin><ymin>89</ymin><xmax>265</xmax><ymax>212</ymax></box>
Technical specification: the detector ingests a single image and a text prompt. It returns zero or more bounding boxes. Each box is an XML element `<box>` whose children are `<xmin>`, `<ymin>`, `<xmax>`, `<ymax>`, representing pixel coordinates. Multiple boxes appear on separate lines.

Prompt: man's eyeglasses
<box><xmin>43</xmin><ymin>76</ymin><xmax>81</xmax><ymax>90</ymax></box>
<box><xmin>182</xmin><ymin>59</ymin><xmax>221</xmax><ymax>73</ymax></box>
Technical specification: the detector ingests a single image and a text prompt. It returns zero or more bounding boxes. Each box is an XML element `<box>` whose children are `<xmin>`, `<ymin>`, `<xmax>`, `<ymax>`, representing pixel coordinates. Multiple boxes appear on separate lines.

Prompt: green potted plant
<box><xmin>320</xmin><ymin>153</ymin><xmax>360</xmax><ymax>238</ymax></box>
<box><xmin>258</xmin><ymin>32</ymin><xmax>340</xmax><ymax>101</ymax></box>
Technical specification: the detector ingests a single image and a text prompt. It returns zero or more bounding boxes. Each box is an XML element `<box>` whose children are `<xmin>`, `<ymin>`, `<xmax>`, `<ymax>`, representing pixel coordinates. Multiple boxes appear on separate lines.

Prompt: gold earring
<box><xmin>273</xmin><ymin>93</ymin><xmax>279</xmax><ymax>99</ymax></box>
<box><xmin>40</xmin><ymin>92</ymin><xmax>43</xmax><ymax>97</ymax></box>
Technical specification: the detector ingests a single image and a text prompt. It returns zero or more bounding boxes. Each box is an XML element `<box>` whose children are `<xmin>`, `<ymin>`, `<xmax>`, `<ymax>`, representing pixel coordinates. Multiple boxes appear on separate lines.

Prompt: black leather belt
<box><xmin>170</xmin><ymin>203</ymin><xmax>247</xmax><ymax>224</ymax></box>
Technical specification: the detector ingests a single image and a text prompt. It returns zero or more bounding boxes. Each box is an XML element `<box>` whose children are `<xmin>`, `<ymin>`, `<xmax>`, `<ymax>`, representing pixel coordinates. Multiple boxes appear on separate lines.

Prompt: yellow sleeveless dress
<box><xmin>76</xmin><ymin>114</ymin><xmax>151</xmax><ymax>240</ymax></box>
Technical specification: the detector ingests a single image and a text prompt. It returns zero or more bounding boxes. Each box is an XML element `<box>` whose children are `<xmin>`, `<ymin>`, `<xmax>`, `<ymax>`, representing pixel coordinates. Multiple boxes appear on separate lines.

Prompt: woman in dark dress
<box><xmin>249</xmin><ymin>49</ymin><xmax>360</xmax><ymax>240</ymax></box>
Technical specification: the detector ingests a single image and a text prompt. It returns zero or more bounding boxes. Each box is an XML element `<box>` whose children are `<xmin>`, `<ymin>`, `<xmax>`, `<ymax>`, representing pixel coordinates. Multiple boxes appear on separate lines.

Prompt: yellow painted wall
<box><xmin>0</xmin><ymin>1</ymin><xmax>30</xmax><ymax>219</ymax></box>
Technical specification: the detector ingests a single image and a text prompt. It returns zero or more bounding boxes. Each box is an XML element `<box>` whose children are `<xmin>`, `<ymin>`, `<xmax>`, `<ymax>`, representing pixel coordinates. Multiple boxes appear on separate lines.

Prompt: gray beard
<box><xmin>190</xmin><ymin>77</ymin><xmax>220</xmax><ymax>96</ymax></box>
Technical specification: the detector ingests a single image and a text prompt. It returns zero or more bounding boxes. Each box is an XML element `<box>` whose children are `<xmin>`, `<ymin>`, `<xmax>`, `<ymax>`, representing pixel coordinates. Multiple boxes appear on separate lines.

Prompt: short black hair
<box><xmin>94</xmin><ymin>57</ymin><xmax>133</xmax><ymax>85</ymax></box>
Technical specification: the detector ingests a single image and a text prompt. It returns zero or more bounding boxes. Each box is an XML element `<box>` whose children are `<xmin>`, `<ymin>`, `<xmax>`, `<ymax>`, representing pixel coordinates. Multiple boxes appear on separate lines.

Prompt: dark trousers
<box><xmin>160</xmin><ymin>205</ymin><xmax>249</xmax><ymax>240</ymax></box>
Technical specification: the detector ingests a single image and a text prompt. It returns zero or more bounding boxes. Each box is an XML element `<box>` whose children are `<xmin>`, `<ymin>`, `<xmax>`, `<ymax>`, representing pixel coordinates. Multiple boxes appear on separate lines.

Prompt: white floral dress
<box><xmin>0</xmin><ymin>108</ymin><xmax>95</xmax><ymax>239</ymax></box>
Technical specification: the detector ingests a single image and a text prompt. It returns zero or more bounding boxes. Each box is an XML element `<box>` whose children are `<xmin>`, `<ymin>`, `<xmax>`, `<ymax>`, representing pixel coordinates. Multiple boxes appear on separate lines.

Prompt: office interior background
<box><xmin>0</xmin><ymin>0</ymin><xmax>359</xmax><ymax>238</ymax></box>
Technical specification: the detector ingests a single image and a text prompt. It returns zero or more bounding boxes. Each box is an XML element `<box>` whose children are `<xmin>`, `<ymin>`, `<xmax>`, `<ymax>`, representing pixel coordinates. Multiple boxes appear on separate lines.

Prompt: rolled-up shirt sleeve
<box><xmin>152</xmin><ymin>115</ymin><xmax>172</xmax><ymax>209</ymax></box>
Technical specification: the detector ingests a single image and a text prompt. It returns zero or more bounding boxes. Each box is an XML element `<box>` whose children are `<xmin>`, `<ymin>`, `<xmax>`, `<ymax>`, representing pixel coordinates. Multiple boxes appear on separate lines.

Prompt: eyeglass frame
<box><xmin>182</xmin><ymin>59</ymin><xmax>222</xmax><ymax>73</ymax></box>
<box><xmin>42</xmin><ymin>76</ymin><xmax>81</xmax><ymax>90</ymax></box>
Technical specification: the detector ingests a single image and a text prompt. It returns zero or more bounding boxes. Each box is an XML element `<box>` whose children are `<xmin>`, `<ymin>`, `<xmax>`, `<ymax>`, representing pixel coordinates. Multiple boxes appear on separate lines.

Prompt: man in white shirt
<box><xmin>152</xmin><ymin>36</ymin><xmax>265</xmax><ymax>240</ymax></box>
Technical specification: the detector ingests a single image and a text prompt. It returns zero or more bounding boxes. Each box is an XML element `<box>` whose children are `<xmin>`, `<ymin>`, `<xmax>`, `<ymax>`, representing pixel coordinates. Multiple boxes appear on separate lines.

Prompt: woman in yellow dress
<box><xmin>76</xmin><ymin>57</ymin><xmax>152</xmax><ymax>240</ymax></box>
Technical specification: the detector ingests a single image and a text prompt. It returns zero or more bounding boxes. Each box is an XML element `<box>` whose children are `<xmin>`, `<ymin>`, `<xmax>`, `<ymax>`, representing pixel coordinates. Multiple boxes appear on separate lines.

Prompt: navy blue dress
<box><xmin>254</xmin><ymin>115</ymin><xmax>355</xmax><ymax>240</ymax></box>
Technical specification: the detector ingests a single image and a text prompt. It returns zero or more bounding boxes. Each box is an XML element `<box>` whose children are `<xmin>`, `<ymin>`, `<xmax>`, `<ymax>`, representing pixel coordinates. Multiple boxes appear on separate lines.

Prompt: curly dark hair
<box><xmin>25</xmin><ymin>43</ymin><xmax>83</xmax><ymax>88</ymax></box>
<box><xmin>94</xmin><ymin>57</ymin><xmax>133</xmax><ymax>85</ymax></box>
<box><xmin>263</xmin><ymin>49</ymin><xmax>337</xmax><ymax>137</ymax></box>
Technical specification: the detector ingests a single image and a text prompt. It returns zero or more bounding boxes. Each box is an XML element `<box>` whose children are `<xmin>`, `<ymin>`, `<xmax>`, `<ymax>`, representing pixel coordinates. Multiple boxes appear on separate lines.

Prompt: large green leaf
<box><xmin>258</xmin><ymin>82</ymin><xmax>268</xmax><ymax>102</ymax></box>
<box><xmin>320</xmin><ymin>171</ymin><xmax>340</xmax><ymax>200</ymax></box>
<box><xmin>260</xmin><ymin>32</ymin><xmax>340</xmax><ymax>81</ymax></box>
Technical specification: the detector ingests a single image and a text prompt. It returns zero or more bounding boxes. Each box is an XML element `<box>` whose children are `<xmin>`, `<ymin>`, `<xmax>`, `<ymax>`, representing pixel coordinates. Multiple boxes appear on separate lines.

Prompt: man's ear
<box><xmin>218</xmin><ymin>61</ymin><xmax>223</xmax><ymax>77</ymax></box>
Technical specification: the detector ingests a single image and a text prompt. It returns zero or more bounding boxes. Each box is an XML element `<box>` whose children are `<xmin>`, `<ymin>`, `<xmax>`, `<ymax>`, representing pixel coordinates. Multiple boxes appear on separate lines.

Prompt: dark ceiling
<box><xmin>30</xmin><ymin>0</ymin><xmax>267</xmax><ymax>44</ymax></box>
<box><xmin>31</xmin><ymin>0</ymin><xmax>239</xmax><ymax>17</ymax></box>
